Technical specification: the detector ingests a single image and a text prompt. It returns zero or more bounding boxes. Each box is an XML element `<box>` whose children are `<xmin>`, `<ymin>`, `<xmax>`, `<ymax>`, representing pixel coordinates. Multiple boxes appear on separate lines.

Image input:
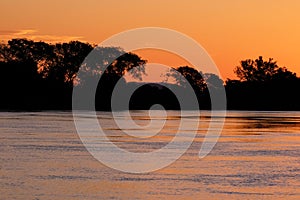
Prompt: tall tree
<box><xmin>234</xmin><ymin>56</ymin><xmax>297</xmax><ymax>82</ymax></box>
<box><xmin>167</xmin><ymin>66</ymin><xmax>207</xmax><ymax>92</ymax></box>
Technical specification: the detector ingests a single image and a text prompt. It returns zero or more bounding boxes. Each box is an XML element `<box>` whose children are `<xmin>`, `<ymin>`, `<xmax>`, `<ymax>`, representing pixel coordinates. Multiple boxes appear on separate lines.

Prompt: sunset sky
<box><xmin>1</xmin><ymin>0</ymin><xmax>300</xmax><ymax>80</ymax></box>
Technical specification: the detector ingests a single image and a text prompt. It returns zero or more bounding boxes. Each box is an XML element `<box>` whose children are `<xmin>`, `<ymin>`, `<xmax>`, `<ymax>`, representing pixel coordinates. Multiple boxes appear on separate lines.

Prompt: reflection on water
<box><xmin>0</xmin><ymin>111</ymin><xmax>300</xmax><ymax>199</ymax></box>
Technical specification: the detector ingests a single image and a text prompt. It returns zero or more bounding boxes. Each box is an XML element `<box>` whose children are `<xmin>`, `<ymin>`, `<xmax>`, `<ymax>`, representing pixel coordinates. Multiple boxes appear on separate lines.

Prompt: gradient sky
<box><xmin>1</xmin><ymin>0</ymin><xmax>300</xmax><ymax>80</ymax></box>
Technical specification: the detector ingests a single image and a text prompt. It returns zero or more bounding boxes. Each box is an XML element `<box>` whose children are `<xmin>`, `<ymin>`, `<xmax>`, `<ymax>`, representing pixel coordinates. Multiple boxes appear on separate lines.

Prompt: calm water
<box><xmin>1</xmin><ymin>111</ymin><xmax>300</xmax><ymax>199</ymax></box>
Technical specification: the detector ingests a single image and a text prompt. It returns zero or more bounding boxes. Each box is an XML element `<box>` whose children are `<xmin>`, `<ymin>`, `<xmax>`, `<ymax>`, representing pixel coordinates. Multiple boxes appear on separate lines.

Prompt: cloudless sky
<box><xmin>1</xmin><ymin>0</ymin><xmax>300</xmax><ymax>80</ymax></box>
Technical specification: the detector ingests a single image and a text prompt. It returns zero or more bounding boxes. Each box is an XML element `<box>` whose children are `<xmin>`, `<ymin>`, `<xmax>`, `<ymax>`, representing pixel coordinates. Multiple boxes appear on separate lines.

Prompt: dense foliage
<box><xmin>0</xmin><ymin>39</ymin><xmax>299</xmax><ymax>110</ymax></box>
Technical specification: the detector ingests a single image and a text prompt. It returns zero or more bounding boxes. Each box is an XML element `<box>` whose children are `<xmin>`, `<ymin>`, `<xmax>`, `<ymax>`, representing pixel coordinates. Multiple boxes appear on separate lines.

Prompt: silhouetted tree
<box><xmin>226</xmin><ymin>56</ymin><xmax>300</xmax><ymax>110</ymax></box>
<box><xmin>203</xmin><ymin>73</ymin><xmax>224</xmax><ymax>89</ymax></box>
<box><xmin>0</xmin><ymin>38</ymin><xmax>147</xmax><ymax>110</ymax></box>
<box><xmin>166</xmin><ymin>66</ymin><xmax>206</xmax><ymax>91</ymax></box>
<box><xmin>234</xmin><ymin>56</ymin><xmax>297</xmax><ymax>82</ymax></box>
<box><xmin>1</xmin><ymin>38</ymin><xmax>300</xmax><ymax>111</ymax></box>
<box><xmin>42</xmin><ymin>41</ymin><xmax>93</xmax><ymax>86</ymax></box>
<box><xmin>165</xmin><ymin>66</ymin><xmax>222</xmax><ymax>109</ymax></box>
<box><xmin>94</xmin><ymin>51</ymin><xmax>147</xmax><ymax>110</ymax></box>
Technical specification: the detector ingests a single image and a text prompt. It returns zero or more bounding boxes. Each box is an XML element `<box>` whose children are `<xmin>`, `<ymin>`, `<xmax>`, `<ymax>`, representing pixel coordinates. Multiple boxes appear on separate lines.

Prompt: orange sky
<box><xmin>1</xmin><ymin>0</ymin><xmax>300</xmax><ymax>80</ymax></box>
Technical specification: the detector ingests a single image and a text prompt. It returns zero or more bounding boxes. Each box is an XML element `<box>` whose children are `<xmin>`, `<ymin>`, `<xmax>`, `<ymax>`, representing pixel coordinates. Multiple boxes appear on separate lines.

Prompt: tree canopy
<box><xmin>0</xmin><ymin>38</ymin><xmax>146</xmax><ymax>110</ymax></box>
<box><xmin>0</xmin><ymin>39</ymin><xmax>299</xmax><ymax>111</ymax></box>
<box><xmin>226</xmin><ymin>56</ymin><xmax>300</xmax><ymax>110</ymax></box>
<box><xmin>234</xmin><ymin>56</ymin><xmax>297</xmax><ymax>82</ymax></box>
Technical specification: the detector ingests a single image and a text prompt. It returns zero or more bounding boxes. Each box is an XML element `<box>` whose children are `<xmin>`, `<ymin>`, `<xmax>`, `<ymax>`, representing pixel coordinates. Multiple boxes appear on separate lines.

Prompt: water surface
<box><xmin>0</xmin><ymin>111</ymin><xmax>300</xmax><ymax>199</ymax></box>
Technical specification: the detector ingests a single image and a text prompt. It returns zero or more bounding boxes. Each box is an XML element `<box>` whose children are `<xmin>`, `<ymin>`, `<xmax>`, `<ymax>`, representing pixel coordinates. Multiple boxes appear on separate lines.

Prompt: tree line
<box><xmin>0</xmin><ymin>38</ymin><xmax>299</xmax><ymax>110</ymax></box>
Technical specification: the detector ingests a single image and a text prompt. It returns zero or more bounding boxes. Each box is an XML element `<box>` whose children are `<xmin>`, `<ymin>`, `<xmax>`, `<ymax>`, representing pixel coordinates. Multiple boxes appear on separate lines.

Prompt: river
<box><xmin>1</xmin><ymin>111</ymin><xmax>300</xmax><ymax>199</ymax></box>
